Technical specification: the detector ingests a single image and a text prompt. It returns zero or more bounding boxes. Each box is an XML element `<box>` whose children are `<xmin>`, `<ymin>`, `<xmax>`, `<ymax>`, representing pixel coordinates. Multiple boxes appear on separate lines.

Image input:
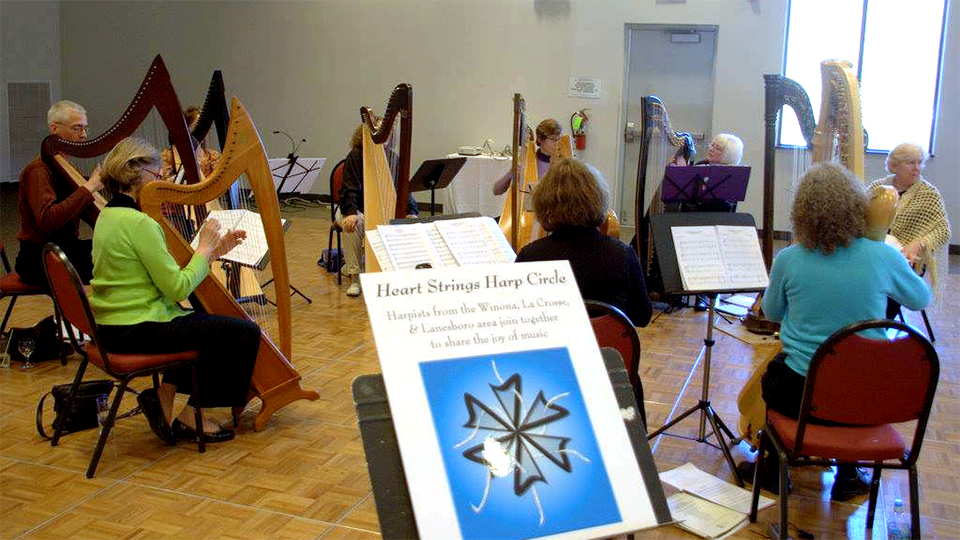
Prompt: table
<box><xmin>441</xmin><ymin>154</ymin><xmax>511</xmax><ymax>217</ymax></box>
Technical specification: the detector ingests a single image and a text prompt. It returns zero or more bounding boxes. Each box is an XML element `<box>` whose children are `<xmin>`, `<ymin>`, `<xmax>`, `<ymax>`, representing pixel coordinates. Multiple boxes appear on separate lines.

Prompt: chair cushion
<box><xmin>767</xmin><ymin>409</ymin><xmax>906</xmax><ymax>462</ymax></box>
<box><xmin>83</xmin><ymin>343</ymin><xmax>199</xmax><ymax>374</ymax></box>
<box><xmin>0</xmin><ymin>272</ymin><xmax>48</xmax><ymax>295</ymax></box>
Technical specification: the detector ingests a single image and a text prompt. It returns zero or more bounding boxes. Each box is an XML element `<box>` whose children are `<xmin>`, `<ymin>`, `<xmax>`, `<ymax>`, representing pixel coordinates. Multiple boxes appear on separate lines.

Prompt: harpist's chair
<box><xmin>0</xmin><ymin>241</ymin><xmax>67</xmax><ymax>365</ymax></box>
<box><xmin>326</xmin><ymin>158</ymin><xmax>347</xmax><ymax>284</ymax></box>
<box><xmin>749</xmin><ymin>319</ymin><xmax>938</xmax><ymax>539</ymax></box>
<box><xmin>42</xmin><ymin>243</ymin><xmax>206</xmax><ymax>478</ymax></box>
<box><xmin>585</xmin><ymin>300</ymin><xmax>646</xmax><ymax>428</ymax></box>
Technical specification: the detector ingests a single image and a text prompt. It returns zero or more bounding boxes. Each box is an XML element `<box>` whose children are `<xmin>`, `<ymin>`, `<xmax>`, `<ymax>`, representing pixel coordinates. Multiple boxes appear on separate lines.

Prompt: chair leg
<box><xmin>866</xmin><ymin>466</ymin><xmax>882</xmax><ymax>528</ymax></box>
<box><xmin>86</xmin><ymin>382</ymin><xmax>127</xmax><ymax>478</ymax></box>
<box><xmin>51</xmin><ymin>300</ymin><xmax>68</xmax><ymax>366</ymax></box>
<box><xmin>51</xmin><ymin>358</ymin><xmax>90</xmax><ymax>446</ymax></box>
<box><xmin>749</xmin><ymin>429</ymin><xmax>766</xmax><ymax>522</ymax></box>
<box><xmin>776</xmin><ymin>447</ymin><xmax>789</xmax><ymax>540</ymax></box>
<box><xmin>336</xmin><ymin>230</ymin><xmax>342</xmax><ymax>285</ymax></box>
<box><xmin>190</xmin><ymin>366</ymin><xmax>206</xmax><ymax>454</ymax></box>
<box><xmin>920</xmin><ymin>310</ymin><xmax>935</xmax><ymax>342</ymax></box>
<box><xmin>0</xmin><ymin>296</ymin><xmax>17</xmax><ymax>337</ymax></box>
<box><xmin>908</xmin><ymin>464</ymin><xmax>921</xmax><ymax>539</ymax></box>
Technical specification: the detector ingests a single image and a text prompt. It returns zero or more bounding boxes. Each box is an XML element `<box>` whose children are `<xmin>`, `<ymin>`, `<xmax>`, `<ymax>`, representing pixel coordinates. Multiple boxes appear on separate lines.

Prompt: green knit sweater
<box><xmin>90</xmin><ymin>196</ymin><xmax>209</xmax><ymax>326</ymax></box>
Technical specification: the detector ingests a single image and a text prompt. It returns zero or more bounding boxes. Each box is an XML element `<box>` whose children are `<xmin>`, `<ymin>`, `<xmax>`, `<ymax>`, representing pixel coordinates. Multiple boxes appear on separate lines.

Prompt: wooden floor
<box><xmin>1</xmin><ymin>201</ymin><xmax>958</xmax><ymax>540</ymax></box>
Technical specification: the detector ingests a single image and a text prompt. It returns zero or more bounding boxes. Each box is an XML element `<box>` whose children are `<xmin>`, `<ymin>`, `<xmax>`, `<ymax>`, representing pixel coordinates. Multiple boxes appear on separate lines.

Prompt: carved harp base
<box><xmin>250</xmin><ymin>380</ymin><xmax>320</xmax><ymax>432</ymax></box>
<box><xmin>742</xmin><ymin>312</ymin><xmax>780</xmax><ymax>336</ymax></box>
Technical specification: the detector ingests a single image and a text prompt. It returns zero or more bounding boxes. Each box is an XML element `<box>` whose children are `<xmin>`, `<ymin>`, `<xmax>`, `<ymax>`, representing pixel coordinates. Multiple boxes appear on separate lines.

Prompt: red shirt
<box><xmin>17</xmin><ymin>156</ymin><xmax>99</xmax><ymax>245</ymax></box>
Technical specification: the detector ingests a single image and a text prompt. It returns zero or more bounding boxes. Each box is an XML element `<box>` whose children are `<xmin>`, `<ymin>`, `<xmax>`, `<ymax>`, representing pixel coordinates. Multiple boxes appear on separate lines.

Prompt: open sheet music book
<box><xmin>366</xmin><ymin>216</ymin><xmax>516</xmax><ymax>271</ymax></box>
<box><xmin>670</xmin><ymin>225</ymin><xmax>768</xmax><ymax>292</ymax></box>
<box><xmin>191</xmin><ymin>209</ymin><xmax>289</xmax><ymax>270</ymax></box>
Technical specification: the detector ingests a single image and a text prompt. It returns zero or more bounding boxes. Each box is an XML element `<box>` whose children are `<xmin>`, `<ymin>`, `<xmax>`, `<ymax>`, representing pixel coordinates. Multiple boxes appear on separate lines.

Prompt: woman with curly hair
<box><xmin>742</xmin><ymin>163</ymin><xmax>930</xmax><ymax>500</ymax></box>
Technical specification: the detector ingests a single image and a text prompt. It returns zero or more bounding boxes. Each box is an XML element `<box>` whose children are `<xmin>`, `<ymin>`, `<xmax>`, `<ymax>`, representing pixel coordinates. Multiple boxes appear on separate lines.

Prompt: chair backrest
<box><xmin>795</xmin><ymin>319</ymin><xmax>939</xmax><ymax>458</ymax></box>
<box><xmin>42</xmin><ymin>243</ymin><xmax>101</xmax><ymax>353</ymax></box>
<box><xmin>585</xmin><ymin>300</ymin><xmax>642</xmax><ymax>403</ymax></box>
<box><xmin>330</xmin><ymin>158</ymin><xmax>347</xmax><ymax>220</ymax></box>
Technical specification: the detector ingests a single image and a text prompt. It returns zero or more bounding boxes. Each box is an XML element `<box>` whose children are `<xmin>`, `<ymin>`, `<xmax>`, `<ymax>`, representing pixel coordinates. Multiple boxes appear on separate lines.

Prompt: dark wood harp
<box><xmin>747</xmin><ymin>59</ymin><xmax>867</xmax><ymax>334</ymax></box>
<box><xmin>634</xmin><ymin>95</ymin><xmax>696</xmax><ymax>278</ymax></box>
<box><xmin>360</xmin><ymin>84</ymin><xmax>413</xmax><ymax>273</ymax></box>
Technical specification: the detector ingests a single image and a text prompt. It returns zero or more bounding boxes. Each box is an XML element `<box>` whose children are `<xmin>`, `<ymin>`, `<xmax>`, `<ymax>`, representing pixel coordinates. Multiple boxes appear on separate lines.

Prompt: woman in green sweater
<box><xmin>90</xmin><ymin>137</ymin><xmax>259</xmax><ymax>444</ymax></box>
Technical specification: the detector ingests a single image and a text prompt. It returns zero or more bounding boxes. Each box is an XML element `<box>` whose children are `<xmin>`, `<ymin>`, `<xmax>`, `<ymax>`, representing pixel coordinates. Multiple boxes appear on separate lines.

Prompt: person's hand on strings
<box><xmin>84</xmin><ymin>164</ymin><xmax>104</xmax><ymax>194</ymax></box>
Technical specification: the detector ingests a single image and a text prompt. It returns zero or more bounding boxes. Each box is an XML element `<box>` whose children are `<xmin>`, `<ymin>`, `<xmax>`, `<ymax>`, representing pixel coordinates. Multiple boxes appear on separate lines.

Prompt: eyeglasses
<box><xmin>141</xmin><ymin>167</ymin><xmax>164</xmax><ymax>180</ymax></box>
<box><xmin>55</xmin><ymin>122</ymin><xmax>89</xmax><ymax>135</ymax></box>
<box><xmin>545</xmin><ymin>136</ymin><xmax>561</xmax><ymax>142</ymax></box>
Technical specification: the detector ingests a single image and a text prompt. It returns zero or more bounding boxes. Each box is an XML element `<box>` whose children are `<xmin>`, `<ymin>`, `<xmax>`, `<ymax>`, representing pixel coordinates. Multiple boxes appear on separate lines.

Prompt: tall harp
<box><xmin>747</xmin><ymin>58</ymin><xmax>870</xmax><ymax>335</ymax></box>
<box><xmin>499</xmin><ymin>94</ymin><xmax>541</xmax><ymax>250</ymax></box>
<box><xmin>633</xmin><ymin>95</ymin><xmax>696</xmax><ymax>279</ymax></box>
<box><xmin>360</xmin><ymin>84</ymin><xmax>413</xmax><ymax>273</ymax></box>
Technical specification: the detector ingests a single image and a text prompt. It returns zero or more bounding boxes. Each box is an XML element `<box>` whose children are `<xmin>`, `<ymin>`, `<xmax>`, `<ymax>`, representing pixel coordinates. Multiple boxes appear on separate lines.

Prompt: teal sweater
<box><xmin>90</xmin><ymin>196</ymin><xmax>210</xmax><ymax>326</ymax></box>
<box><xmin>763</xmin><ymin>237</ymin><xmax>930</xmax><ymax>377</ymax></box>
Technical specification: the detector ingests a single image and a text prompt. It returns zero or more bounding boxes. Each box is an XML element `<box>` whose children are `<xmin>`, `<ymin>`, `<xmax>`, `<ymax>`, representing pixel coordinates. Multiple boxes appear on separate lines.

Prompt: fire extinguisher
<box><xmin>571</xmin><ymin>109</ymin><xmax>589</xmax><ymax>150</ymax></box>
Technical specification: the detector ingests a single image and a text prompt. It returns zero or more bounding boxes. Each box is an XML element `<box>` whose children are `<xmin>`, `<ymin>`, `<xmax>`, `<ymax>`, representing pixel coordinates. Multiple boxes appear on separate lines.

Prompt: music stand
<box><xmin>408</xmin><ymin>157</ymin><xmax>467</xmax><ymax>216</ymax></box>
<box><xmin>661</xmin><ymin>165</ymin><xmax>750</xmax><ymax>204</ymax></box>
<box><xmin>646</xmin><ymin>212</ymin><xmax>766</xmax><ymax>487</ymax></box>
<box><xmin>269</xmin><ymin>157</ymin><xmax>325</xmax><ymax>208</ymax></box>
<box><xmin>352</xmin><ymin>348</ymin><xmax>671</xmax><ymax>540</ymax></box>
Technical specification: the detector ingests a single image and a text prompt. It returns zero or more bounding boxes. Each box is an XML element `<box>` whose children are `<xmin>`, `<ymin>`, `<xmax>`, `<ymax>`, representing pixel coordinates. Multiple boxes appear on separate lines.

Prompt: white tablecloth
<box><xmin>442</xmin><ymin>154</ymin><xmax>512</xmax><ymax>217</ymax></box>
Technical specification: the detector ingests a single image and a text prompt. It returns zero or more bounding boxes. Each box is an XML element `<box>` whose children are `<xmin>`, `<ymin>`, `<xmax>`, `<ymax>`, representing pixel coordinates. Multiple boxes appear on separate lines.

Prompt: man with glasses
<box><xmin>15</xmin><ymin>100</ymin><xmax>104</xmax><ymax>285</ymax></box>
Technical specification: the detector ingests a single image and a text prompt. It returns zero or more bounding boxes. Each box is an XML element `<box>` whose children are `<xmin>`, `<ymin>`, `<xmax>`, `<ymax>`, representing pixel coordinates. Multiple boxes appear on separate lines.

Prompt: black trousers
<box><xmin>16</xmin><ymin>238</ymin><xmax>93</xmax><ymax>286</ymax></box>
<box><xmin>98</xmin><ymin>313</ymin><xmax>260</xmax><ymax>409</ymax></box>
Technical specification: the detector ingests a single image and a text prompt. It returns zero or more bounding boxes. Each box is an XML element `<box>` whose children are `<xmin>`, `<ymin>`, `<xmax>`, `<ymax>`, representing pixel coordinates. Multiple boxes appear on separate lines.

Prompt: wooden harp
<box><xmin>140</xmin><ymin>97</ymin><xmax>318</xmax><ymax>430</ymax></box>
<box><xmin>634</xmin><ymin>95</ymin><xmax>696</xmax><ymax>276</ymax></box>
<box><xmin>41</xmin><ymin>55</ymin><xmax>202</xmax><ymax>210</ymax></box>
<box><xmin>360</xmin><ymin>84</ymin><xmax>413</xmax><ymax>273</ymax></box>
<box><xmin>499</xmin><ymin>94</ymin><xmax>538</xmax><ymax>250</ymax></box>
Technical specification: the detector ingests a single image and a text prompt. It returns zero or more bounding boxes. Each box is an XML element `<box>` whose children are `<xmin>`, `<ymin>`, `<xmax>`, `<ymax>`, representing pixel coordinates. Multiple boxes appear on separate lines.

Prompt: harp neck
<box><xmin>191</xmin><ymin>70</ymin><xmax>229</xmax><ymax>151</ymax></box>
<box><xmin>361</xmin><ymin>83</ymin><xmax>413</xmax><ymax>219</ymax></box>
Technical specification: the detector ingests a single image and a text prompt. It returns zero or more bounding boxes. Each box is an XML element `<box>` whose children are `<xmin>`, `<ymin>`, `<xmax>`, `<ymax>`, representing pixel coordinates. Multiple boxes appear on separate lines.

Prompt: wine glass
<box><xmin>18</xmin><ymin>337</ymin><xmax>36</xmax><ymax>370</ymax></box>
<box><xmin>96</xmin><ymin>395</ymin><xmax>111</xmax><ymax>434</ymax></box>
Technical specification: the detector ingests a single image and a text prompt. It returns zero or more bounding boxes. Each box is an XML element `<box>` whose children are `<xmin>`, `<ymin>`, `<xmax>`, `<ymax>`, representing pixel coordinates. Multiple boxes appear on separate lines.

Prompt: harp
<box><xmin>499</xmin><ymin>94</ymin><xmax>539</xmax><ymax>250</ymax></box>
<box><xmin>360</xmin><ymin>84</ymin><xmax>413</xmax><ymax>273</ymax></box>
<box><xmin>41</xmin><ymin>56</ymin><xmax>202</xmax><ymax>210</ymax></box>
<box><xmin>141</xmin><ymin>97</ymin><xmax>319</xmax><ymax>430</ymax></box>
<box><xmin>634</xmin><ymin>95</ymin><xmax>696</xmax><ymax>277</ymax></box>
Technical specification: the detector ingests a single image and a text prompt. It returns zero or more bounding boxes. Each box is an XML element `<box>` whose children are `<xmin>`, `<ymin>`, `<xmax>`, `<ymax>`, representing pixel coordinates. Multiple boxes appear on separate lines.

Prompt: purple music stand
<box><xmin>661</xmin><ymin>165</ymin><xmax>751</xmax><ymax>203</ymax></box>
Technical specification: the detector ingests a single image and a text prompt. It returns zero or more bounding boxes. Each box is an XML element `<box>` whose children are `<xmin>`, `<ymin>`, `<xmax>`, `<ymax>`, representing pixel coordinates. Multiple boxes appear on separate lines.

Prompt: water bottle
<box><xmin>888</xmin><ymin>497</ymin><xmax>910</xmax><ymax>539</ymax></box>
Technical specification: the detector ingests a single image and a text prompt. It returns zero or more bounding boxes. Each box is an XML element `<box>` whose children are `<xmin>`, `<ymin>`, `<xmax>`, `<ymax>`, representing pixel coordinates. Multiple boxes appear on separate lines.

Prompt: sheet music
<box><xmin>671</xmin><ymin>226</ymin><xmax>726</xmax><ymax>291</ymax></box>
<box><xmin>660</xmin><ymin>462</ymin><xmax>774</xmax><ymax>515</ymax></box>
<box><xmin>423</xmin><ymin>226</ymin><xmax>458</xmax><ymax>268</ymax></box>
<box><xmin>717</xmin><ymin>226</ymin><xmax>769</xmax><ymax>290</ymax></box>
<box><xmin>191</xmin><ymin>209</ymin><xmax>288</xmax><ymax>270</ymax></box>
<box><xmin>378</xmin><ymin>223</ymin><xmax>444</xmax><ymax>270</ymax></box>
<box><xmin>433</xmin><ymin>216</ymin><xmax>517</xmax><ymax>266</ymax></box>
<box><xmin>365</xmin><ymin>230</ymin><xmax>396</xmax><ymax>272</ymax></box>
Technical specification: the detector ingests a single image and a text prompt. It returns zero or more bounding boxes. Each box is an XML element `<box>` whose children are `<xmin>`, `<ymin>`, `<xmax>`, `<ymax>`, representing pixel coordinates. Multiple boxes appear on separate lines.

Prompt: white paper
<box><xmin>378</xmin><ymin>223</ymin><xmax>444</xmax><ymax>270</ymax></box>
<box><xmin>716</xmin><ymin>226</ymin><xmax>769</xmax><ymax>290</ymax></box>
<box><xmin>191</xmin><ymin>209</ymin><xmax>287</xmax><ymax>270</ymax></box>
<box><xmin>667</xmin><ymin>492</ymin><xmax>747</xmax><ymax>539</ymax></box>
<box><xmin>670</xmin><ymin>225</ymin><xmax>768</xmax><ymax>292</ymax></box>
<box><xmin>369</xmin><ymin>216</ymin><xmax>516</xmax><ymax>271</ymax></box>
<box><xmin>434</xmin><ymin>216</ymin><xmax>517</xmax><ymax>266</ymax></box>
<box><xmin>361</xmin><ymin>261</ymin><xmax>661</xmax><ymax>540</ymax></box>
<box><xmin>365</xmin><ymin>230</ymin><xmax>395</xmax><ymax>272</ymax></box>
<box><xmin>660</xmin><ymin>462</ymin><xmax>774</xmax><ymax>515</ymax></box>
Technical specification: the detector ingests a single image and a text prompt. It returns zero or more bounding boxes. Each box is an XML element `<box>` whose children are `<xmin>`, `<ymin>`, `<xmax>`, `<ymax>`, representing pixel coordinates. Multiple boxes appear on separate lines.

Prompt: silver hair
<box><xmin>47</xmin><ymin>100</ymin><xmax>86</xmax><ymax>125</ymax></box>
<box><xmin>711</xmin><ymin>133</ymin><xmax>744</xmax><ymax>165</ymax></box>
<box><xmin>885</xmin><ymin>143</ymin><xmax>928</xmax><ymax>173</ymax></box>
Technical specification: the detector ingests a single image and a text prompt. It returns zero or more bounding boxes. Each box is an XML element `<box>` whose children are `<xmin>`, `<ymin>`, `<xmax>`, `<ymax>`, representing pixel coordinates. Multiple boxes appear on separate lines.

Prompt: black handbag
<box><xmin>6</xmin><ymin>315</ymin><xmax>68</xmax><ymax>363</ymax></box>
<box><xmin>36</xmin><ymin>380</ymin><xmax>114</xmax><ymax>439</ymax></box>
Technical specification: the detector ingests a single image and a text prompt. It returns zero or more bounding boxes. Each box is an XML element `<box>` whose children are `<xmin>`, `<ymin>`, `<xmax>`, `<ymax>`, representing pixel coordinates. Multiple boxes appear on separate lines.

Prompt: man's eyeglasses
<box><xmin>56</xmin><ymin>122</ymin><xmax>89</xmax><ymax>135</ymax></box>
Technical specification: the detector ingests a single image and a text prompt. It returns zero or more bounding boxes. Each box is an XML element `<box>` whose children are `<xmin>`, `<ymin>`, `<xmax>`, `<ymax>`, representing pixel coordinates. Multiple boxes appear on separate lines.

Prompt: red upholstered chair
<box><xmin>42</xmin><ymin>243</ymin><xmax>206</xmax><ymax>478</ymax></box>
<box><xmin>749</xmin><ymin>319</ymin><xmax>939</xmax><ymax>539</ymax></box>
<box><xmin>585</xmin><ymin>300</ymin><xmax>646</xmax><ymax>428</ymax></box>
<box><xmin>326</xmin><ymin>158</ymin><xmax>347</xmax><ymax>284</ymax></box>
<box><xmin>1</xmin><ymin>242</ymin><xmax>68</xmax><ymax>365</ymax></box>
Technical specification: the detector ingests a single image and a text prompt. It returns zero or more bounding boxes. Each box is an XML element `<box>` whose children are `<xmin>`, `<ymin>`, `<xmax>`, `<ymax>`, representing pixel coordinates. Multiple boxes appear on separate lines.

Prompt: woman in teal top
<box><xmin>747</xmin><ymin>163</ymin><xmax>931</xmax><ymax>500</ymax></box>
<box><xmin>91</xmin><ymin>137</ymin><xmax>258</xmax><ymax>444</ymax></box>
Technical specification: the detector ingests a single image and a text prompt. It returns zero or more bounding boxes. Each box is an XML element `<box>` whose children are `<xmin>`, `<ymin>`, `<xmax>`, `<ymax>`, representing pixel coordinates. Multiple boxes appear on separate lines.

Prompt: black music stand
<box><xmin>661</xmin><ymin>165</ymin><xmax>750</xmax><ymax>204</ymax></box>
<box><xmin>352</xmin><ymin>348</ymin><xmax>671</xmax><ymax>539</ymax></box>
<box><xmin>270</xmin><ymin>157</ymin><xmax>325</xmax><ymax>208</ymax></box>
<box><xmin>408</xmin><ymin>157</ymin><xmax>466</xmax><ymax>216</ymax></box>
<box><xmin>646</xmin><ymin>212</ymin><xmax>767</xmax><ymax>487</ymax></box>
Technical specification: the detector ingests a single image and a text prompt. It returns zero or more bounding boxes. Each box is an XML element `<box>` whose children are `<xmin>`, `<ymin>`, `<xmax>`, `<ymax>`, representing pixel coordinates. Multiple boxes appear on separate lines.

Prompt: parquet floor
<box><xmin>1</xmin><ymin>199</ymin><xmax>957</xmax><ymax>540</ymax></box>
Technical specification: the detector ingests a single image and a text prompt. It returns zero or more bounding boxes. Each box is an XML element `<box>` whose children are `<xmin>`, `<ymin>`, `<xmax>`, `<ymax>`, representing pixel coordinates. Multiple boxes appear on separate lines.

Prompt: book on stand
<box><xmin>366</xmin><ymin>215</ymin><xmax>516</xmax><ymax>271</ymax></box>
<box><xmin>670</xmin><ymin>225</ymin><xmax>768</xmax><ymax>292</ymax></box>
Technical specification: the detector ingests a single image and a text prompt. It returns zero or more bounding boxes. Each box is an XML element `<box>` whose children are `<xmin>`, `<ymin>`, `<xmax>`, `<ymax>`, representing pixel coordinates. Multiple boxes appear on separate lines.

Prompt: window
<box><xmin>780</xmin><ymin>0</ymin><xmax>948</xmax><ymax>153</ymax></box>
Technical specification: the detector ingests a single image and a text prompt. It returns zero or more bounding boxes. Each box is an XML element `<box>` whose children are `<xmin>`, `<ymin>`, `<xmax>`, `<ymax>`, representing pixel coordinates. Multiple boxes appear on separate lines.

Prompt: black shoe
<box><xmin>831</xmin><ymin>467</ymin><xmax>871</xmax><ymax>501</ymax></box>
<box><xmin>738</xmin><ymin>460</ymin><xmax>792</xmax><ymax>494</ymax></box>
<box><xmin>172</xmin><ymin>418</ymin><xmax>235</xmax><ymax>443</ymax></box>
<box><xmin>136</xmin><ymin>388</ymin><xmax>177</xmax><ymax>446</ymax></box>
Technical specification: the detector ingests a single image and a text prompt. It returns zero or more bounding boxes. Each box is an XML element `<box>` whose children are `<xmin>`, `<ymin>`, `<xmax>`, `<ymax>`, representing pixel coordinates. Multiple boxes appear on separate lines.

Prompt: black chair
<box><xmin>326</xmin><ymin>158</ymin><xmax>347</xmax><ymax>284</ymax></box>
<box><xmin>42</xmin><ymin>243</ymin><xmax>207</xmax><ymax>478</ymax></box>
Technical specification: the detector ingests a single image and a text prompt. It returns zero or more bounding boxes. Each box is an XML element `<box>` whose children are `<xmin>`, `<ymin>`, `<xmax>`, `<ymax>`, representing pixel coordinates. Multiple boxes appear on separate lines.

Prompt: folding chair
<box><xmin>1</xmin><ymin>241</ymin><xmax>67</xmax><ymax>365</ymax></box>
<box><xmin>326</xmin><ymin>158</ymin><xmax>347</xmax><ymax>284</ymax></box>
<box><xmin>585</xmin><ymin>299</ymin><xmax>646</xmax><ymax>428</ymax></box>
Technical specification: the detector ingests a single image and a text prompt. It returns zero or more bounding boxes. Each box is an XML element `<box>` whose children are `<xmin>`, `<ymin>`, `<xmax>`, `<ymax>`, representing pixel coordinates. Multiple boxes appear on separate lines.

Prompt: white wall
<box><xmin>0</xmin><ymin>0</ymin><xmax>61</xmax><ymax>182</ymax></box>
<box><xmin>51</xmin><ymin>0</ymin><xmax>959</xmax><ymax>245</ymax></box>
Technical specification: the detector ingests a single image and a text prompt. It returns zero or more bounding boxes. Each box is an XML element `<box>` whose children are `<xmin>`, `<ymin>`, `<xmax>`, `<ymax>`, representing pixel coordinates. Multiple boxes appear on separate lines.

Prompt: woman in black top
<box><xmin>515</xmin><ymin>158</ymin><xmax>652</xmax><ymax>327</ymax></box>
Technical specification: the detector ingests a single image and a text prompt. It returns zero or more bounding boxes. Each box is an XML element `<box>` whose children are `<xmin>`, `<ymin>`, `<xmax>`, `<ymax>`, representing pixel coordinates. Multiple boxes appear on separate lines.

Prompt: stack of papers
<box><xmin>660</xmin><ymin>463</ymin><xmax>774</xmax><ymax>539</ymax></box>
<box><xmin>366</xmin><ymin>216</ymin><xmax>516</xmax><ymax>271</ymax></box>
